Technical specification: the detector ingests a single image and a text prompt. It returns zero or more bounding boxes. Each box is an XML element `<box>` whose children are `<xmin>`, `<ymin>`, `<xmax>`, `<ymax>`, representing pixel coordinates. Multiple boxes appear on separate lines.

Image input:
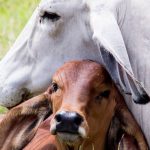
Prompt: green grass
<box><xmin>0</xmin><ymin>0</ymin><xmax>40</xmax><ymax>60</ymax></box>
<box><xmin>0</xmin><ymin>0</ymin><xmax>40</xmax><ymax>113</ymax></box>
<box><xmin>0</xmin><ymin>106</ymin><xmax>7</xmax><ymax>114</ymax></box>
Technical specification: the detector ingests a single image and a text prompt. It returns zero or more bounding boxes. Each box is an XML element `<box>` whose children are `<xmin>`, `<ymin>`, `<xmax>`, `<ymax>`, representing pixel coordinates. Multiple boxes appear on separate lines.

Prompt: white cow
<box><xmin>0</xmin><ymin>0</ymin><xmax>150</xmax><ymax>146</ymax></box>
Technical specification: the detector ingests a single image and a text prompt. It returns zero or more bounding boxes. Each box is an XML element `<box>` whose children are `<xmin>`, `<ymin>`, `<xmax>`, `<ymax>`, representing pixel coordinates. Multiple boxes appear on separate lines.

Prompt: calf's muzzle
<box><xmin>55</xmin><ymin>111</ymin><xmax>83</xmax><ymax>134</ymax></box>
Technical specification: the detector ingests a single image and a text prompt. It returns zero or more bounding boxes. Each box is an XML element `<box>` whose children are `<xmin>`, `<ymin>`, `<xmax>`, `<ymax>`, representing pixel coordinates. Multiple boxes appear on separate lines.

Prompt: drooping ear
<box><xmin>90</xmin><ymin>10</ymin><xmax>130</xmax><ymax>70</ymax></box>
<box><xmin>24</xmin><ymin>115</ymin><xmax>57</xmax><ymax>150</ymax></box>
<box><xmin>89</xmin><ymin>5</ymin><xmax>149</xmax><ymax>104</ymax></box>
<box><xmin>0</xmin><ymin>94</ymin><xmax>52</xmax><ymax>150</ymax></box>
<box><xmin>106</xmin><ymin>116</ymin><xmax>140</xmax><ymax>150</ymax></box>
<box><xmin>118</xmin><ymin>134</ymin><xmax>140</xmax><ymax>150</ymax></box>
<box><xmin>106</xmin><ymin>101</ymin><xmax>148</xmax><ymax>150</ymax></box>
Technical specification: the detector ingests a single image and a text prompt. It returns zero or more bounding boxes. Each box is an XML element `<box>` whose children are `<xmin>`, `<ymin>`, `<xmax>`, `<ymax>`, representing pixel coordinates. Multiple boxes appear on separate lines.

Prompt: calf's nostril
<box><xmin>74</xmin><ymin>115</ymin><xmax>83</xmax><ymax>126</ymax></box>
<box><xmin>55</xmin><ymin>111</ymin><xmax>83</xmax><ymax>125</ymax></box>
<box><xmin>55</xmin><ymin>114</ymin><xmax>62</xmax><ymax>123</ymax></box>
<box><xmin>55</xmin><ymin>112</ymin><xmax>83</xmax><ymax>134</ymax></box>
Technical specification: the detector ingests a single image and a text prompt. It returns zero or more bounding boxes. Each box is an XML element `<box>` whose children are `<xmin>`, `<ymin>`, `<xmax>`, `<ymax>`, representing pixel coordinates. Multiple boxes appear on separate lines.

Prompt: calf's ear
<box><xmin>106</xmin><ymin>106</ymin><xmax>148</xmax><ymax>150</ymax></box>
<box><xmin>0</xmin><ymin>94</ymin><xmax>52</xmax><ymax>150</ymax></box>
<box><xmin>118</xmin><ymin>134</ymin><xmax>140</xmax><ymax>150</ymax></box>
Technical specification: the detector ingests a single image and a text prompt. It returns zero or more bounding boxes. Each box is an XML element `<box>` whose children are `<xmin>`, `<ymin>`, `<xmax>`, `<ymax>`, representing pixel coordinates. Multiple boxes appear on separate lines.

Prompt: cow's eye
<box><xmin>41</xmin><ymin>12</ymin><xmax>60</xmax><ymax>22</ymax></box>
<box><xmin>100</xmin><ymin>90</ymin><xmax>110</xmax><ymax>98</ymax></box>
<box><xmin>95</xmin><ymin>90</ymin><xmax>110</xmax><ymax>101</ymax></box>
<box><xmin>51</xmin><ymin>83</ymin><xmax>59</xmax><ymax>92</ymax></box>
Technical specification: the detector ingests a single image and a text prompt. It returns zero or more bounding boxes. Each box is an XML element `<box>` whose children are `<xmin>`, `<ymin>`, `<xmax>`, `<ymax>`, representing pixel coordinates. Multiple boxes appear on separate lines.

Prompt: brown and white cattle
<box><xmin>0</xmin><ymin>60</ymin><xmax>148</xmax><ymax>150</ymax></box>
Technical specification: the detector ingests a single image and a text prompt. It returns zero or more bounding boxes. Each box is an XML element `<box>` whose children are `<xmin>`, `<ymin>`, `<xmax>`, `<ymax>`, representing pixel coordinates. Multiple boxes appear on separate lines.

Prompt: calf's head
<box><xmin>46</xmin><ymin>60</ymin><xmax>148</xmax><ymax>149</ymax></box>
<box><xmin>48</xmin><ymin>61</ymin><xmax>114</xmax><ymax>147</ymax></box>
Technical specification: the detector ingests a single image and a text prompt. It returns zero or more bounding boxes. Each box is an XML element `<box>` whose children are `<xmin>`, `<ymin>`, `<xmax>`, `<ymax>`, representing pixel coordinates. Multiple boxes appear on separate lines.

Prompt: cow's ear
<box><xmin>90</xmin><ymin>6</ymin><xmax>149</xmax><ymax>104</ymax></box>
<box><xmin>0</xmin><ymin>94</ymin><xmax>52</xmax><ymax>150</ymax></box>
<box><xmin>106</xmin><ymin>106</ymin><xmax>148</xmax><ymax>150</ymax></box>
<box><xmin>90</xmin><ymin>10</ymin><xmax>130</xmax><ymax>70</ymax></box>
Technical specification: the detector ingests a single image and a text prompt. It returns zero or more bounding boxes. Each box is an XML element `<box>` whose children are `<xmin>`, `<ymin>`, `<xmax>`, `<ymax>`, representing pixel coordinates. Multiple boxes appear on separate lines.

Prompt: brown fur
<box><xmin>0</xmin><ymin>94</ymin><xmax>51</xmax><ymax>150</ymax></box>
<box><xmin>24</xmin><ymin>115</ymin><xmax>57</xmax><ymax>150</ymax></box>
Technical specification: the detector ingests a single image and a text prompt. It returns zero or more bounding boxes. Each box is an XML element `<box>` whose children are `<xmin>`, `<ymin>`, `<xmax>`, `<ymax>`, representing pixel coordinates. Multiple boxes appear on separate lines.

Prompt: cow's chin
<box><xmin>50</xmin><ymin>124</ymin><xmax>87</xmax><ymax>145</ymax></box>
<box><xmin>56</xmin><ymin>132</ymin><xmax>81</xmax><ymax>145</ymax></box>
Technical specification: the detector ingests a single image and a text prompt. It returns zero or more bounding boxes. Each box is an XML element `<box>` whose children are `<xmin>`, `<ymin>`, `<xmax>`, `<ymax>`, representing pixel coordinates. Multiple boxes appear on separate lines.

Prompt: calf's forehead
<box><xmin>52</xmin><ymin>61</ymin><xmax>111</xmax><ymax>86</ymax></box>
<box><xmin>51</xmin><ymin>61</ymin><xmax>113</xmax><ymax>113</ymax></box>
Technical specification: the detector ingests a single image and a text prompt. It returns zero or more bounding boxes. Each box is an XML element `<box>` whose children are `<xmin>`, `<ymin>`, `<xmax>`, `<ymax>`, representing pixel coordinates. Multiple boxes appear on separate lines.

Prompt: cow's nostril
<box><xmin>55</xmin><ymin>114</ymin><xmax>62</xmax><ymax>123</ymax></box>
<box><xmin>55</xmin><ymin>111</ymin><xmax>83</xmax><ymax>125</ymax></box>
<box><xmin>74</xmin><ymin>115</ymin><xmax>83</xmax><ymax>126</ymax></box>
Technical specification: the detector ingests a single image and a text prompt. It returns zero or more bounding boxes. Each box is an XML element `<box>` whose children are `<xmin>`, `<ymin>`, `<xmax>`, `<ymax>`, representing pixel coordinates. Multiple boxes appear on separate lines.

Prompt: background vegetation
<box><xmin>0</xmin><ymin>0</ymin><xmax>40</xmax><ymax>113</ymax></box>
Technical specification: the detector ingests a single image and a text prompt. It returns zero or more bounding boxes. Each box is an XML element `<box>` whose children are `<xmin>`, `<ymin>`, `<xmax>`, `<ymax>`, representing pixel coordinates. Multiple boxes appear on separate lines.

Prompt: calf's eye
<box><xmin>95</xmin><ymin>90</ymin><xmax>110</xmax><ymax>101</ymax></box>
<box><xmin>51</xmin><ymin>83</ymin><xmax>59</xmax><ymax>93</ymax></box>
<box><xmin>100</xmin><ymin>90</ymin><xmax>110</xmax><ymax>98</ymax></box>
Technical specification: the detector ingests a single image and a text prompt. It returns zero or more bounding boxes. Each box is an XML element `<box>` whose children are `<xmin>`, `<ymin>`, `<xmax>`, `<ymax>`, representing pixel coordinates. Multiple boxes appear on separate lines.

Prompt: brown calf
<box><xmin>0</xmin><ymin>60</ymin><xmax>148</xmax><ymax>150</ymax></box>
<box><xmin>46</xmin><ymin>60</ymin><xmax>148</xmax><ymax>150</ymax></box>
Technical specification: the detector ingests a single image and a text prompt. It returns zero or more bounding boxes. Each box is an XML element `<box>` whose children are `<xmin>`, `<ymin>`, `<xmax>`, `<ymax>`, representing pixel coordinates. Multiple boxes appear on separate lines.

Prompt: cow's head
<box><xmin>0</xmin><ymin>0</ymin><xmax>97</xmax><ymax>107</ymax></box>
<box><xmin>0</xmin><ymin>0</ymin><xmax>149</xmax><ymax>108</ymax></box>
<box><xmin>48</xmin><ymin>60</ymin><xmax>115</xmax><ymax>149</ymax></box>
<box><xmin>47</xmin><ymin>60</ymin><xmax>148</xmax><ymax>149</ymax></box>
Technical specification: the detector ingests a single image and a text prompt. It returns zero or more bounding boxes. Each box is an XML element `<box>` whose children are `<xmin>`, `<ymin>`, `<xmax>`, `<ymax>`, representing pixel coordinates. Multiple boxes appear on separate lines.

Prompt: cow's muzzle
<box><xmin>50</xmin><ymin>111</ymin><xmax>86</xmax><ymax>143</ymax></box>
<box><xmin>55</xmin><ymin>111</ymin><xmax>83</xmax><ymax>134</ymax></box>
